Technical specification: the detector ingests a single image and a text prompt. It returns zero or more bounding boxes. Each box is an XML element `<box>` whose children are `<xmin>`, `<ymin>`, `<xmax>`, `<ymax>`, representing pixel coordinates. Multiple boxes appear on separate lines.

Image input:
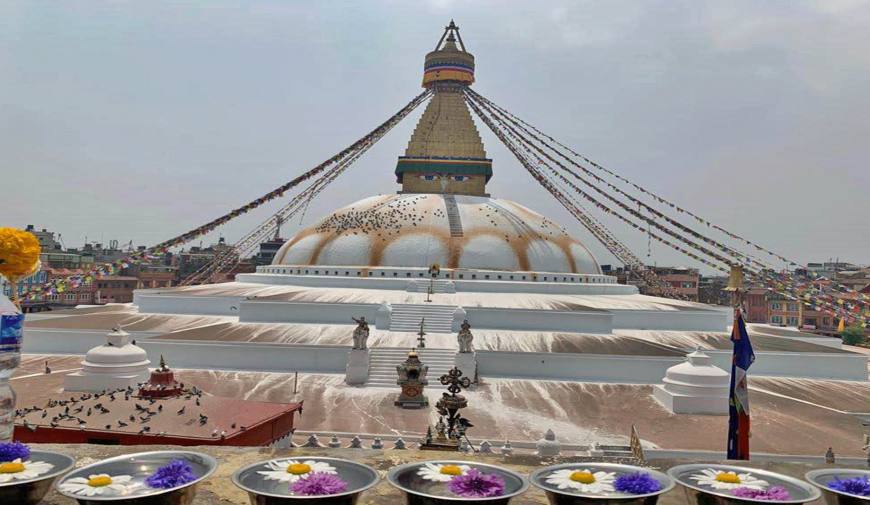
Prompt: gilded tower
<box><xmin>395</xmin><ymin>21</ymin><xmax>492</xmax><ymax>197</ymax></box>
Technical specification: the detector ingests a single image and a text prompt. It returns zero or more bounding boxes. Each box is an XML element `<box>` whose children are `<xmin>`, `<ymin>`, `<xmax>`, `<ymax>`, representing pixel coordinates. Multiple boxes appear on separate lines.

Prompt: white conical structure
<box><xmin>653</xmin><ymin>350</ymin><xmax>729</xmax><ymax>415</ymax></box>
<box><xmin>64</xmin><ymin>327</ymin><xmax>151</xmax><ymax>392</ymax></box>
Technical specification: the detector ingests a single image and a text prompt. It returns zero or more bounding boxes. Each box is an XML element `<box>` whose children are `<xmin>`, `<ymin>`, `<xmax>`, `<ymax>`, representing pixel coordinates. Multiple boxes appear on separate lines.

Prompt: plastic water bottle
<box><xmin>0</xmin><ymin>312</ymin><xmax>24</xmax><ymax>441</ymax></box>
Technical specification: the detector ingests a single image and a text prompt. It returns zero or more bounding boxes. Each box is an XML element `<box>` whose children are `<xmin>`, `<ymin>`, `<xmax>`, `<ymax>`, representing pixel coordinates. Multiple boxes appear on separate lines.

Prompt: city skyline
<box><xmin>3</xmin><ymin>1</ymin><xmax>869</xmax><ymax>270</ymax></box>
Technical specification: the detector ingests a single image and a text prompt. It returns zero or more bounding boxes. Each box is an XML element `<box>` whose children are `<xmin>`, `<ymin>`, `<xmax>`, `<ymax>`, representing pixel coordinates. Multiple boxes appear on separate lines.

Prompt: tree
<box><xmin>840</xmin><ymin>324</ymin><xmax>866</xmax><ymax>346</ymax></box>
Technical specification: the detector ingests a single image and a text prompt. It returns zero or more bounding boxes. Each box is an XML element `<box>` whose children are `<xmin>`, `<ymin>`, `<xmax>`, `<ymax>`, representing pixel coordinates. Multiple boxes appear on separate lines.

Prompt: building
<box><xmin>94</xmin><ymin>276</ymin><xmax>140</xmax><ymax>304</ymax></box>
<box><xmin>835</xmin><ymin>267</ymin><xmax>870</xmax><ymax>292</ymax></box>
<box><xmin>646</xmin><ymin>267</ymin><xmax>700</xmax><ymax>301</ymax></box>
<box><xmin>24</xmin><ymin>224</ymin><xmax>62</xmax><ymax>251</ymax></box>
<box><xmin>805</xmin><ymin>261</ymin><xmax>859</xmax><ymax>279</ymax></box>
<box><xmin>254</xmin><ymin>237</ymin><xmax>287</xmax><ymax>266</ymax></box>
<box><xmin>744</xmin><ymin>287</ymin><xmax>769</xmax><ymax>323</ymax></box>
<box><xmin>698</xmin><ymin>275</ymin><xmax>729</xmax><ymax>306</ymax></box>
<box><xmin>767</xmin><ymin>293</ymin><xmax>801</xmax><ymax>327</ymax></box>
<box><xmin>136</xmin><ymin>266</ymin><xmax>178</xmax><ymax>288</ymax></box>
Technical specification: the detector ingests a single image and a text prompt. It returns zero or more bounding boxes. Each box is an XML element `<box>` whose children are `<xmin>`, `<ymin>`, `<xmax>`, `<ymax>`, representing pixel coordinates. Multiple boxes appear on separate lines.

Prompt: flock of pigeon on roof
<box><xmin>14</xmin><ymin>385</ymin><xmax>245</xmax><ymax>439</ymax></box>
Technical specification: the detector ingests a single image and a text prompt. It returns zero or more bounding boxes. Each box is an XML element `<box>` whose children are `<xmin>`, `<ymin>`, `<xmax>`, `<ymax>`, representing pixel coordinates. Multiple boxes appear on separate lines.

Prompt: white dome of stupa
<box><xmin>272</xmin><ymin>193</ymin><xmax>601</xmax><ymax>274</ymax></box>
<box><xmin>653</xmin><ymin>350</ymin><xmax>729</xmax><ymax>415</ymax></box>
<box><xmin>64</xmin><ymin>327</ymin><xmax>151</xmax><ymax>392</ymax></box>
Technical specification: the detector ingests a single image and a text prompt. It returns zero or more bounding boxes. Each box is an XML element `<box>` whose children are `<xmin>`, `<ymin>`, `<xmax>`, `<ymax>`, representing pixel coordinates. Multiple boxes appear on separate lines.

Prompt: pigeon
<box><xmin>41</xmin><ymin>411</ymin><xmax>47</xmax><ymax>418</ymax></box>
<box><xmin>86</xmin><ymin>408</ymin><xmax>92</xmax><ymax>417</ymax></box>
<box><xmin>230</xmin><ymin>423</ymin><xmax>236</xmax><ymax>429</ymax></box>
<box><xmin>157</xmin><ymin>405</ymin><xmax>163</xmax><ymax>412</ymax></box>
<box><xmin>118</xmin><ymin>420</ymin><xmax>128</xmax><ymax>427</ymax></box>
<box><xmin>176</xmin><ymin>406</ymin><xmax>185</xmax><ymax>415</ymax></box>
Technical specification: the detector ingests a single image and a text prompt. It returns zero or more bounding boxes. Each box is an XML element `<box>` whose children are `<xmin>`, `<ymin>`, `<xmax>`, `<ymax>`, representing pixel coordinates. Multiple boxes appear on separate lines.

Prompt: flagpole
<box><xmin>725</xmin><ymin>264</ymin><xmax>753</xmax><ymax>460</ymax></box>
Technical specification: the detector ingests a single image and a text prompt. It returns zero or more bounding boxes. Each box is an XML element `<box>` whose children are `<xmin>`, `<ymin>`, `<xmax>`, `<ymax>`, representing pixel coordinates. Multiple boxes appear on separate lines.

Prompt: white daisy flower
<box><xmin>0</xmin><ymin>458</ymin><xmax>55</xmax><ymax>483</ymax></box>
<box><xmin>257</xmin><ymin>459</ymin><xmax>337</xmax><ymax>483</ymax></box>
<box><xmin>545</xmin><ymin>468</ymin><xmax>617</xmax><ymax>494</ymax></box>
<box><xmin>690</xmin><ymin>469</ymin><xmax>768</xmax><ymax>491</ymax></box>
<box><xmin>59</xmin><ymin>474</ymin><xmax>138</xmax><ymax>497</ymax></box>
<box><xmin>417</xmin><ymin>463</ymin><xmax>472</xmax><ymax>483</ymax></box>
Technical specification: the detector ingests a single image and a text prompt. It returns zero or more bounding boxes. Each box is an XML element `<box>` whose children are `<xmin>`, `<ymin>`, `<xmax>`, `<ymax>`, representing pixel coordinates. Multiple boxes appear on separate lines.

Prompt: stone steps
<box><xmin>388</xmin><ymin>304</ymin><xmax>457</xmax><ymax>333</ymax></box>
<box><xmin>444</xmin><ymin>194</ymin><xmax>464</xmax><ymax>238</ymax></box>
<box><xmin>406</xmin><ymin>279</ymin><xmax>456</xmax><ymax>293</ymax></box>
<box><xmin>365</xmin><ymin>348</ymin><xmax>456</xmax><ymax>388</ymax></box>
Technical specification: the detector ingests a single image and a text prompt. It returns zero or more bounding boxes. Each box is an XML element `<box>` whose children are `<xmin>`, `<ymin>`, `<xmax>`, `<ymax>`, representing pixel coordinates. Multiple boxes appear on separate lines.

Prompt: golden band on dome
<box><xmin>422</xmin><ymin>68</ymin><xmax>474</xmax><ymax>86</ymax></box>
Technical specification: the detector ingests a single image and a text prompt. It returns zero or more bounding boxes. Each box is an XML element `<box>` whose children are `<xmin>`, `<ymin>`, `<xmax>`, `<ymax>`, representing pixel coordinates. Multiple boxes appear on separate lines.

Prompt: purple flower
<box><xmin>448</xmin><ymin>468</ymin><xmax>505</xmax><ymax>498</ymax></box>
<box><xmin>732</xmin><ymin>486</ymin><xmax>791</xmax><ymax>500</ymax></box>
<box><xmin>827</xmin><ymin>476</ymin><xmax>870</xmax><ymax>497</ymax></box>
<box><xmin>291</xmin><ymin>472</ymin><xmax>348</xmax><ymax>496</ymax></box>
<box><xmin>614</xmin><ymin>472</ymin><xmax>662</xmax><ymax>494</ymax></box>
<box><xmin>145</xmin><ymin>459</ymin><xmax>198</xmax><ymax>489</ymax></box>
<box><xmin>0</xmin><ymin>442</ymin><xmax>30</xmax><ymax>463</ymax></box>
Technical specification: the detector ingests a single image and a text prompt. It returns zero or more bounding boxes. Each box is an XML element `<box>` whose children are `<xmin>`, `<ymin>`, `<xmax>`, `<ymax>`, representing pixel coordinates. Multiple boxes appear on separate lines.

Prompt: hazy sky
<box><xmin>2</xmin><ymin>1</ymin><xmax>868</xmax><ymax>271</ymax></box>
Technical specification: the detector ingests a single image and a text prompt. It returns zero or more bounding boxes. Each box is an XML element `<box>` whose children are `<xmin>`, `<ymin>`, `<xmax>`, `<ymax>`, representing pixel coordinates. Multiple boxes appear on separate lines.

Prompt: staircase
<box><xmin>444</xmin><ymin>194</ymin><xmax>464</xmax><ymax>237</ymax></box>
<box><xmin>365</xmin><ymin>347</ymin><xmax>456</xmax><ymax>388</ymax></box>
<box><xmin>406</xmin><ymin>279</ymin><xmax>456</xmax><ymax>293</ymax></box>
<box><xmin>388</xmin><ymin>303</ymin><xmax>456</xmax><ymax>333</ymax></box>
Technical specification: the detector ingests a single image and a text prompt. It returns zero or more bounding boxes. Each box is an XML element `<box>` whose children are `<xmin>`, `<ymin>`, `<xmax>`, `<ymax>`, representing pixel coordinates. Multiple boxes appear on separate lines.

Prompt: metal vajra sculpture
<box><xmin>435</xmin><ymin>367</ymin><xmax>473</xmax><ymax>442</ymax></box>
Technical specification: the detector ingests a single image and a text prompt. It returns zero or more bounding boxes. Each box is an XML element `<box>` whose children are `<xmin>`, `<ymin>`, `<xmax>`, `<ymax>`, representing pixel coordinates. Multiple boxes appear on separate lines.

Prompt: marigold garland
<box><xmin>0</xmin><ymin>228</ymin><xmax>41</xmax><ymax>283</ymax></box>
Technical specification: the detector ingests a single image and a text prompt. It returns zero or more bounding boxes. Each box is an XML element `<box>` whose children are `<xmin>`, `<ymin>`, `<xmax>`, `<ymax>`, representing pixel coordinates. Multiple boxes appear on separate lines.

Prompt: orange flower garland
<box><xmin>0</xmin><ymin>227</ymin><xmax>41</xmax><ymax>287</ymax></box>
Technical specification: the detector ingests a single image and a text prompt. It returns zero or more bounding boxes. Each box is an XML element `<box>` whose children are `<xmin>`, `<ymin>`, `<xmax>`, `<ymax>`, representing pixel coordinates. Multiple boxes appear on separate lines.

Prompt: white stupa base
<box><xmin>653</xmin><ymin>384</ymin><xmax>728</xmax><ymax>415</ymax></box>
<box><xmin>454</xmin><ymin>352</ymin><xmax>477</xmax><ymax>383</ymax></box>
<box><xmin>345</xmin><ymin>349</ymin><xmax>370</xmax><ymax>385</ymax></box>
<box><xmin>64</xmin><ymin>370</ymin><xmax>151</xmax><ymax>393</ymax></box>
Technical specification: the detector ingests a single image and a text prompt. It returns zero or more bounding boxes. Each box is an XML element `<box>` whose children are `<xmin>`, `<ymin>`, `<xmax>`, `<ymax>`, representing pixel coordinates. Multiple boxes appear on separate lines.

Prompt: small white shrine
<box><xmin>653</xmin><ymin>350</ymin><xmax>729</xmax><ymax>415</ymax></box>
<box><xmin>64</xmin><ymin>327</ymin><xmax>151</xmax><ymax>392</ymax></box>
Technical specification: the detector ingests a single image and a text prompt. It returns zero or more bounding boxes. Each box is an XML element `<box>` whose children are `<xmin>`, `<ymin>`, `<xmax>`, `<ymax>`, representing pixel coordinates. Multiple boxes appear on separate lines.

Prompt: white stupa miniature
<box><xmin>653</xmin><ymin>349</ymin><xmax>729</xmax><ymax>415</ymax></box>
<box><xmin>64</xmin><ymin>326</ymin><xmax>151</xmax><ymax>392</ymax></box>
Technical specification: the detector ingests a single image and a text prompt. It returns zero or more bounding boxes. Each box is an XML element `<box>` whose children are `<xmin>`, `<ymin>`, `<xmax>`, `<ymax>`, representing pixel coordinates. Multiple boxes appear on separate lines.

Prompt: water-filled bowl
<box><xmin>529</xmin><ymin>462</ymin><xmax>675</xmax><ymax>505</ymax></box>
<box><xmin>0</xmin><ymin>450</ymin><xmax>75</xmax><ymax>505</ymax></box>
<box><xmin>232</xmin><ymin>456</ymin><xmax>380</xmax><ymax>505</ymax></box>
<box><xmin>387</xmin><ymin>460</ymin><xmax>528</xmax><ymax>505</ymax></box>
<box><xmin>668</xmin><ymin>463</ymin><xmax>820</xmax><ymax>505</ymax></box>
<box><xmin>806</xmin><ymin>468</ymin><xmax>870</xmax><ymax>505</ymax></box>
<box><xmin>54</xmin><ymin>450</ymin><xmax>217</xmax><ymax>504</ymax></box>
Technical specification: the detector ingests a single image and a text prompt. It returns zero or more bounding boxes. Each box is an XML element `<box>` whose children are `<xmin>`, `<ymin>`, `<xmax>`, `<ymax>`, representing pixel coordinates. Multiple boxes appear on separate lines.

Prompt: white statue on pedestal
<box><xmin>457</xmin><ymin>319</ymin><xmax>473</xmax><ymax>353</ymax></box>
<box><xmin>351</xmin><ymin>316</ymin><xmax>369</xmax><ymax>350</ymax></box>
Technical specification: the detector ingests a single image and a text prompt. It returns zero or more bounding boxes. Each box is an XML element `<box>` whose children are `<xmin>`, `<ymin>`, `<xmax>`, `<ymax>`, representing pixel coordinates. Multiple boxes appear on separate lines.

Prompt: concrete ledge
<box><xmin>239</xmin><ymin>300</ymin><xmax>379</xmax><ymax>324</ymax></box>
<box><xmin>610</xmin><ymin>308</ymin><xmax>730</xmax><ymax>332</ymax></box>
<box><xmin>138</xmin><ymin>339</ymin><xmax>350</xmax><ymax>374</ymax></box>
<box><xmin>135</xmin><ymin>294</ymin><xmax>244</xmax><ymax>316</ymax></box>
<box><xmin>465</xmin><ymin>306</ymin><xmax>612</xmax><ymax>333</ymax></box>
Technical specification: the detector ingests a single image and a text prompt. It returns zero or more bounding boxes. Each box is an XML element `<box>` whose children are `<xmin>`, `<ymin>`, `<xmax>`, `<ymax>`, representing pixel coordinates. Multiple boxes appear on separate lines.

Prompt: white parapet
<box><xmin>653</xmin><ymin>350</ymin><xmax>729</xmax><ymax>415</ymax></box>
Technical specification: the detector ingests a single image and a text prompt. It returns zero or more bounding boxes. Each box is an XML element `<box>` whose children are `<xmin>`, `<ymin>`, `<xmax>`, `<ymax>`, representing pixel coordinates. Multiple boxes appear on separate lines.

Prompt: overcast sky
<box><xmin>2</xmin><ymin>1</ymin><xmax>868</xmax><ymax>271</ymax></box>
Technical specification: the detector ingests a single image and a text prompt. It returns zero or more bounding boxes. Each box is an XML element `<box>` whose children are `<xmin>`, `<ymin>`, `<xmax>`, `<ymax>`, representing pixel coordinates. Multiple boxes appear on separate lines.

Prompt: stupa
<box><xmin>64</xmin><ymin>326</ymin><xmax>151</xmax><ymax>392</ymax></box>
<box><xmin>271</xmin><ymin>21</ymin><xmax>600</xmax><ymax>276</ymax></box>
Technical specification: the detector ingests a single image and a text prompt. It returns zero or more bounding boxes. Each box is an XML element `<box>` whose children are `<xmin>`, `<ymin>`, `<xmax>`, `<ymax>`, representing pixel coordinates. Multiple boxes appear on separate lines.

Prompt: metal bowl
<box><xmin>387</xmin><ymin>460</ymin><xmax>529</xmax><ymax>505</ymax></box>
<box><xmin>0</xmin><ymin>450</ymin><xmax>75</xmax><ymax>505</ymax></box>
<box><xmin>529</xmin><ymin>462</ymin><xmax>675</xmax><ymax>505</ymax></box>
<box><xmin>668</xmin><ymin>463</ymin><xmax>821</xmax><ymax>505</ymax></box>
<box><xmin>232</xmin><ymin>456</ymin><xmax>380</xmax><ymax>505</ymax></box>
<box><xmin>806</xmin><ymin>468</ymin><xmax>870</xmax><ymax>505</ymax></box>
<box><xmin>54</xmin><ymin>450</ymin><xmax>217</xmax><ymax>504</ymax></box>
